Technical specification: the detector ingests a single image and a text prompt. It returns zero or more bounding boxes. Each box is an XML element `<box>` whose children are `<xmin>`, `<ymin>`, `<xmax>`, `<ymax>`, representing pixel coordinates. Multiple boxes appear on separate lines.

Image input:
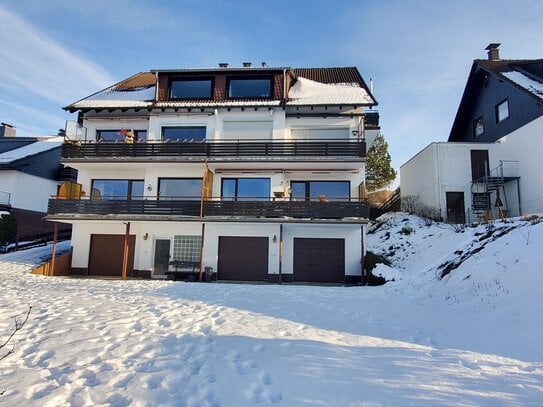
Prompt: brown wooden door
<box><xmin>470</xmin><ymin>150</ymin><xmax>489</xmax><ymax>181</ymax></box>
<box><xmin>293</xmin><ymin>238</ymin><xmax>345</xmax><ymax>283</ymax></box>
<box><xmin>217</xmin><ymin>236</ymin><xmax>269</xmax><ymax>281</ymax></box>
<box><xmin>88</xmin><ymin>234</ymin><xmax>136</xmax><ymax>276</ymax></box>
<box><xmin>446</xmin><ymin>192</ymin><xmax>465</xmax><ymax>224</ymax></box>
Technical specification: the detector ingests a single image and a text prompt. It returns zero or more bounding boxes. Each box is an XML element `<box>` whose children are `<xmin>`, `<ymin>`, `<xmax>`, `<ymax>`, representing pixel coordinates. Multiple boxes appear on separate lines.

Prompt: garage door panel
<box><xmin>293</xmin><ymin>238</ymin><xmax>345</xmax><ymax>283</ymax></box>
<box><xmin>89</xmin><ymin>234</ymin><xmax>136</xmax><ymax>277</ymax></box>
<box><xmin>218</xmin><ymin>236</ymin><xmax>268</xmax><ymax>281</ymax></box>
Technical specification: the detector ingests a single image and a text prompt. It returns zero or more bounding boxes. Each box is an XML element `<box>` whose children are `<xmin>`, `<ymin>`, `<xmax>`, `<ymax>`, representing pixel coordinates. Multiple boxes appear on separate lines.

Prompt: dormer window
<box><xmin>227</xmin><ymin>77</ymin><xmax>272</xmax><ymax>98</ymax></box>
<box><xmin>169</xmin><ymin>78</ymin><xmax>213</xmax><ymax>99</ymax></box>
<box><xmin>473</xmin><ymin>116</ymin><xmax>484</xmax><ymax>137</ymax></box>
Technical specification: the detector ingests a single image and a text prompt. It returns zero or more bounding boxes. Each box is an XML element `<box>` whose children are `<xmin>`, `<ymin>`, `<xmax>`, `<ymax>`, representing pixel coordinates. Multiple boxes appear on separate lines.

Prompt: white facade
<box><xmin>0</xmin><ymin>170</ymin><xmax>59</xmax><ymax>212</ymax></box>
<box><xmin>401</xmin><ymin>117</ymin><xmax>543</xmax><ymax>221</ymax></box>
<box><xmin>54</xmin><ymin>67</ymin><xmax>375</xmax><ymax>283</ymax></box>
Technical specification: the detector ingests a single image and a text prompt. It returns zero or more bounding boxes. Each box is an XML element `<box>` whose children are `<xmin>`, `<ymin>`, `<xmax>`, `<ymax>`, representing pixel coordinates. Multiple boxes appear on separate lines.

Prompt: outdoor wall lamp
<box><xmin>143</xmin><ymin>233</ymin><xmax>149</xmax><ymax>240</ymax></box>
<box><xmin>147</xmin><ymin>184</ymin><xmax>152</xmax><ymax>191</ymax></box>
<box><xmin>273</xmin><ymin>235</ymin><xmax>277</xmax><ymax>243</ymax></box>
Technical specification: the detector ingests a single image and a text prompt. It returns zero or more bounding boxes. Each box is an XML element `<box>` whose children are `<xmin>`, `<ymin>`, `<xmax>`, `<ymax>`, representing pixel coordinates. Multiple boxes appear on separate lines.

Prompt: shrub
<box><xmin>399</xmin><ymin>226</ymin><xmax>414</xmax><ymax>235</ymax></box>
<box><xmin>364</xmin><ymin>250</ymin><xmax>391</xmax><ymax>272</ymax></box>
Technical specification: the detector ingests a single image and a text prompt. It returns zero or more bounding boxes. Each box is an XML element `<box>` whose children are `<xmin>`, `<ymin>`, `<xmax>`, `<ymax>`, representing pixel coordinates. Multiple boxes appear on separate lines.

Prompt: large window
<box><xmin>96</xmin><ymin>129</ymin><xmax>147</xmax><ymax>142</ymax></box>
<box><xmin>473</xmin><ymin>116</ymin><xmax>484</xmax><ymax>137</ymax></box>
<box><xmin>221</xmin><ymin>178</ymin><xmax>270</xmax><ymax>201</ymax></box>
<box><xmin>169</xmin><ymin>79</ymin><xmax>213</xmax><ymax>99</ymax></box>
<box><xmin>158</xmin><ymin>178</ymin><xmax>202</xmax><ymax>200</ymax></box>
<box><xmin>496</xmin><ymin>99</ymin><xmax>509</xmax><ymax>123</ymax></box>
<box><xmin>227</xmin><ymin>78</ymin><xmax>272</xmax><ymax>98</ymax></box>
<box><xmin>91</xmin><ymin>179</ymin><xmax>144</xmax><ymax>200</ymax></box>
<box><xmin>291</xmin><ymin>181</ymin><xmax>350</xmax><ymax>201</ymax></box>
<box><xmin>162</xmin><ymin>126</ymin><xmax>206</xmax><ymax>141</ymax></box>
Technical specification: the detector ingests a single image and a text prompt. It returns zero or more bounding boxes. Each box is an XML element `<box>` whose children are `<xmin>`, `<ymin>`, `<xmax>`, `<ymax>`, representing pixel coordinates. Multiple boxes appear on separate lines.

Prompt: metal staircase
<box><xmin>470</xmin><ymin>161</ymin><xmax>511</xmax><ymax>221</ymax></box>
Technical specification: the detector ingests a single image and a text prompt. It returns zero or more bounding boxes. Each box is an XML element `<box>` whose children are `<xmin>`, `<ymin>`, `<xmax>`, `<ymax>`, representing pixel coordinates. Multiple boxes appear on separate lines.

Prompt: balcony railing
<box><xmin>61</xmin><ymin>139</ymin><xmax>366</xmax><ymax>159</ymax></box>
<box><xmin>0</xmin><ymin>191</ymin><xmax>11</xmax><ymax>206</ymax></box>
<box><xmin>47</xmin><ymin>196</ymin><xmax>369</xmax><ymax>219</ymax></box>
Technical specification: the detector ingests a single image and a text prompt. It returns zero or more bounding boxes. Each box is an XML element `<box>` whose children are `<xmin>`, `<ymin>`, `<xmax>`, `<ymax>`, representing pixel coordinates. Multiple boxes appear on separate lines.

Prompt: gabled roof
<box><xmin>64</xmin><ymin>66</ymin><xmax>376</xmax><ymax>112</ymax></box>
<box><xmin>0</xmin><ymin>137</ymin><xmax>63</xmax><ymax>165</ymax></box>
<box><xmin>448</xmin><ymin>58</ymin><xmax>543</xmax><ymax>141</ymax></box>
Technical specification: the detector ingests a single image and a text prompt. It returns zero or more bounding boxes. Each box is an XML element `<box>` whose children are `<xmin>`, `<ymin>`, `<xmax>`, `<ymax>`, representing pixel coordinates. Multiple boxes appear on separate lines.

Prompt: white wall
<box><xmin>401</xmin><ymin>142</ymin><xmax>509</xmax><ymax>221</ymax></box>
<box><xmin>70</xmin><ymin>220</ymin><xmax>364</xmax><ymax>278</ymax></box>
<box><xmin>0</xmin><ymin>171</ymin><xmax>58</xmax><ymax>212</ymax></box>
<box><xmin>497</xmin><ymin>116</ymin><xmax>543</xmax><ymax>215</ymax></box>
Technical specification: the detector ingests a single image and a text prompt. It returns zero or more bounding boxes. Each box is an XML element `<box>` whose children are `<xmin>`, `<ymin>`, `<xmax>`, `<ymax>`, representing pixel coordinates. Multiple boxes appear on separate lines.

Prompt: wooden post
<box><xmin>360</xmin><ymin>224</ymin><xmax>365</xmax><ymax>285</ymax></box>
<box><xmin>278</xmin><ymin>224</ymin><xmax>283</xmax><ymax>284</ymax></box>
<box><xmin>198</xmin><ymin>223</ymin><xmax>206</xmax><ymax>282</ymax></box>
<box><xmin>121</xmin><ymin>222</ymin><xmax>130</xmax><ymax>280</ymax></box>
<box><xmin>50</xmin><ymin>222</ymin><xmax>58</xmax><ymax>277</ymax></box>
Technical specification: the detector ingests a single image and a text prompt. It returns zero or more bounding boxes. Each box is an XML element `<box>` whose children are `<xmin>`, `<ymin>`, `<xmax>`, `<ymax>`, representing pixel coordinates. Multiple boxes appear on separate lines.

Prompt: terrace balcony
<box><xmin>47</xmin><ymin>196</ymin><xmax>370</xmax><ymax>220</ymax></box>
<box><xmin>60</xmin><ymin>138</ymin><xmax>366</xmax><ymax>159</ymax></box>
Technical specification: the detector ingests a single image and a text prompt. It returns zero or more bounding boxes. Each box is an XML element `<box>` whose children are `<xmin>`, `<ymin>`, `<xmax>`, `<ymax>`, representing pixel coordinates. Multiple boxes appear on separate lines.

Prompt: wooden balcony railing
<box><xmin>47</xmin><ymin>196</ymin><xmax>369</xmax><ymax>219</ymax></box>
<box><xmin>61</xmin><ymin>139</ymin><xmax>366</xmax><ymax>159</ymax></box>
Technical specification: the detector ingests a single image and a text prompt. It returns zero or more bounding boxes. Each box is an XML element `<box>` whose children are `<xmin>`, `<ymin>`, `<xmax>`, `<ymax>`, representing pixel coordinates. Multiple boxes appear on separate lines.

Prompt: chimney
<box><xmin>0</xmin><ymin>122</ymin><xmax>16</xmax><ymax>138</ymax></box>
<box><xmin>219</xmin><ymin>62</ymin><xmax>229</xmax><ymax>68</ymax></box>
<box><xmin>261</xmin><ymin>62</ymin><xmax>267</xmax><ymax>68</ymax></box>
<box><xmin>243</xmin><ymin>62</ymin><xmax>252</xmax><ymax>68</ymax></box>
<box><xmin>485</xmin><ymin>43</ymin><xmax>501</xmax><ymax>60</ymax></box>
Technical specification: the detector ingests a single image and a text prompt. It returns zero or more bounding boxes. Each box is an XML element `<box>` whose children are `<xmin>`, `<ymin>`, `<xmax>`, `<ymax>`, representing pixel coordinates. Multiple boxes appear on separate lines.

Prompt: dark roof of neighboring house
<box><xmin>65</xmin><ymin>66</ymin><xmax>377</xmax><ymax>111</ymax></box>
<box><xmin>0</xmin><ymin>137</ymin><xmax>63</xmax><ymax>180</ymax></box>
<box><xmin>448</xmin><ymin>58</ymin><xmax>543</xmax><ymax>141</ymax></box>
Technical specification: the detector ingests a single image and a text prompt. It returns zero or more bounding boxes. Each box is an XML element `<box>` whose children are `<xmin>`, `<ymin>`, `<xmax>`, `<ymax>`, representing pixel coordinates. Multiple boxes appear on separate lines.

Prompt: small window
<box><xmin>227</xmin><ymin>78</ymin><xmax>272</xmax><ymax>98</ymax></box>
<box><xmin>169</xmin><ymin>79</ymin><xmax>213</xmax><ymax>99</ymax></box>
<box><xmin>496</xmin><ymin>99</ymin><xmax>509</xmax><ymax>123</ymax></box>
<box><xmin>473</xmin><ymin>116</ymin><xmax>484</xmax><ymax>137</ymax></box>
<box><xmin>162</xmin><ymin>126</ymin><xmax>206</xmax><ymax>141</ymax></box>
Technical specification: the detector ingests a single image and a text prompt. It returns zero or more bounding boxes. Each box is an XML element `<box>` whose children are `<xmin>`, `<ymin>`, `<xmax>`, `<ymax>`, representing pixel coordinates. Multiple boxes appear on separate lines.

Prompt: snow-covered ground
<box><xmin>0</xmin><ymin>214</ymin><xmax>542</xmax><ymax>406</ymax></box>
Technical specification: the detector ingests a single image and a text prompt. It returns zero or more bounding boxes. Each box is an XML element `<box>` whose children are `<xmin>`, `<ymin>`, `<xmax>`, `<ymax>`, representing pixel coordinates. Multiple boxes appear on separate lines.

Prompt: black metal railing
<box><xmin>61</xmin><ymin>139</ymin><xmax>366</xmax><ymax>159</ymax></box>
<box><xmin>48</xmin><ymin>196</ymin><xmax>369</xmax><ymax>219</ymax></box>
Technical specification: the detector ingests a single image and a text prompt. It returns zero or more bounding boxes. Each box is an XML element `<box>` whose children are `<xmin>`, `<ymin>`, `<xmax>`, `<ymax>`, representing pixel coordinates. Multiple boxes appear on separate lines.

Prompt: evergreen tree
<box><xmin>365</xmin><ymin>133</ymin><xmax>396</xmax><ymax>192</ymax></box>
<box><xmin>0</xmin><ymin>214</ymin><xmax>17</xmax><ymax>247</ymax></box>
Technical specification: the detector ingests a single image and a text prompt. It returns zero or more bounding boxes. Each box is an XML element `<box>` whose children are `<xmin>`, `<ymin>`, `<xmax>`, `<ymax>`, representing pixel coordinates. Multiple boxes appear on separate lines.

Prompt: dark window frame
<box><xmin>168</xmin><ymin>77</ymin><xmax>214</xmax><ymax>100</ymax></box>
<box><xmin>158</xmin><ymin>177</ymin><xmax>203</xmax><ymax>200</ymax></box>
<box><xmin>473</xmin><ymin>115</ymin><xmax>484</xmax><ymax>137</ymax></box>
<box><xmin>226</xmin><ymin>76</ymin><xmax>273</xmax><ymax>99</ymax></box>
<box><xmin>220</xmin><ymin>177</ymin><xmax>271</xmax><ymax>200</ymax></box>
<box><xmin>495</xmin><ymin>98</ymin><xmax>510</xmax><ymax>123</ymax></box>
<box><xmin>161</xmin><ymin>126</ymin><xmax>207</xmax><ymax>141</ymax></box>
<box><xmin>290</xmin><ymin>180</ymin><xmax>351</xmax><ymax>201</ymax></box>
<box><xmin>90</xmin><ymin>179</ymin><xmax>144</xmax><ymax>200</ymax></box>
<box><xmin>96</xmin><ymin>129</ymin><xmax>147</xmax><ymax>142</ymax></box>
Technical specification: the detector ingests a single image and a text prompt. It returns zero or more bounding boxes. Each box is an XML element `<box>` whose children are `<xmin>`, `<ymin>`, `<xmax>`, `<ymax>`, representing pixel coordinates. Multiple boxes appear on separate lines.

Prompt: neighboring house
<box><xmin>401</xmin><ymin>44</ymin><xmax>543</xmax><ymax>223</ymax></box>
<box><xmin>47</xmin><ymin>64</ymin><xmax>379</xmax><ymax>283</ymax></box>
<box><xmin>0</xmin><ymin>123</ymin><xmax>74</xmax><ymax>239</ymax></box>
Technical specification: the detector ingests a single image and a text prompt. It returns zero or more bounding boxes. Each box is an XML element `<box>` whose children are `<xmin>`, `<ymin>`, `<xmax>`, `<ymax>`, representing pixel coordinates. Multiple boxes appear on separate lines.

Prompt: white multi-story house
<box><xmin>48</xmin><ymin>65</ymin><xmax>378</xmax><ymax>283</ymax></box>
<box><xmin>401</xmin><ymin>44</ymin><xmax>543</xmax><ymax>223</ymax></box>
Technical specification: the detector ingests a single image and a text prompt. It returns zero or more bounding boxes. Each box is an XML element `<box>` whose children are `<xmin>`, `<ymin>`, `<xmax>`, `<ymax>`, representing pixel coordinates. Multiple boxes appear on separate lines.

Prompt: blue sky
<box><xmin>1</xmin><ymin>0</ymin><xmax>542</xmax><ymax>176</ymax></box>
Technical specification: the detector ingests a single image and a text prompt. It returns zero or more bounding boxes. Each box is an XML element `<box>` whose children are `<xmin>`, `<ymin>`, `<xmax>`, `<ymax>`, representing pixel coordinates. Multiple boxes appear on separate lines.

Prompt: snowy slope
<box><xmin>0</xmin><ymin>217</ymin><xmax>542</xmax><ymax>406</ymax></box>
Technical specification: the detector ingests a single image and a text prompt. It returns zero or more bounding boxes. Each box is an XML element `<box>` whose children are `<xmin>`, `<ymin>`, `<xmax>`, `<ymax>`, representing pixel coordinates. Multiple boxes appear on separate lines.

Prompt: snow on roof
<box><xmin>154</xmin><ymin>100</ymin><xmax>282</xmax><ymax>107</ymax></box>
<box><xmin>502</xmin><ymin>71</ymin><xmax>543</xmax><ymax>99</ymax></box>
<box><xmin>287</xmin><ymin>77</ymin><xmax>375</xmax><ymax>106</ymax></box>
<box><xmin>0</xmin><ymin>136</ymin><xmax>63</xmax><ymax>163</ymax></box>
<box><xmin>71</xmin><ymin>86</ymin><xmax>156</xmax><ymax>109</ymax></box>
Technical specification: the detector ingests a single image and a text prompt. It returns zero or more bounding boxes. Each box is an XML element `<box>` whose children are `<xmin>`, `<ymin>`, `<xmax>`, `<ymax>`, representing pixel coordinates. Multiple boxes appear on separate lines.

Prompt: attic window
<box><xmin>473</xmin><ymin>116</ymin><xmax>484</xmax><ymax>137</ymax></box>
<box><xmin>227</xmin><ymin>77</ymin><xmax>272</xmax><ymax>98</ymax></box>
<box><xmin>496</xmin><ymin>99</ymin><xmax>509</xmax><ymax>123</ymax></box>
<box><xmin>169</xmin><ymin>79</ymin><xmax>213</xmax><ymax>99</ymax></box>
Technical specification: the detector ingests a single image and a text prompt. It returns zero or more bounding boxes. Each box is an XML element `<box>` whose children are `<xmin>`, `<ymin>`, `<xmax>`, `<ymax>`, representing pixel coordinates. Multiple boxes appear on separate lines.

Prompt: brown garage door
<box><xmin>88</xmin><ymin>234</ymin><xmax>136</xmax><ymax>277</ymax></box>
<box><xmin>218</xmin><ymin>236</ymin><xmax>268</xmax><ymax>281</ymax></box>
<box><xmin>293</xmin><ymin>238</ymin><xmax>345</xmax><ymax>283</ymax></box>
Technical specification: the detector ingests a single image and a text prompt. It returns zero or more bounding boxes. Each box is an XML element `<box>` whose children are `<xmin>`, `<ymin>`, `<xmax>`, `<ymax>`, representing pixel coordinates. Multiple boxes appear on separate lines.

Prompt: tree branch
<box><xmin>0</xmin><ymin>306</ymin><xmax>32</xmax><ymax>361</ymax></box>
